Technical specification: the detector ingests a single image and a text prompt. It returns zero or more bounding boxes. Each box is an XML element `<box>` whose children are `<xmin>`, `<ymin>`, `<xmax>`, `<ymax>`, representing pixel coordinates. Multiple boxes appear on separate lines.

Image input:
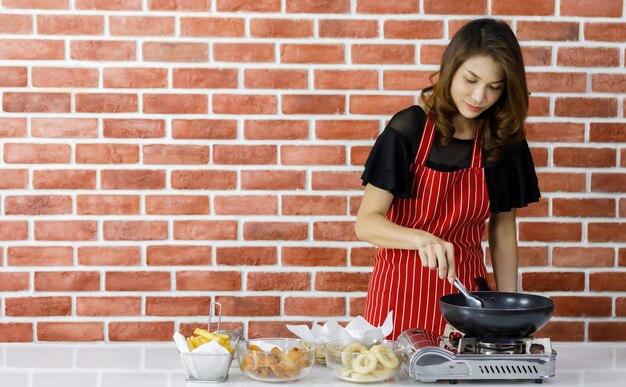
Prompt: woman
<box><xmin>355</xmin><ymin>18</ymin><xmax>540</xmax><ymax>339</ymax></box>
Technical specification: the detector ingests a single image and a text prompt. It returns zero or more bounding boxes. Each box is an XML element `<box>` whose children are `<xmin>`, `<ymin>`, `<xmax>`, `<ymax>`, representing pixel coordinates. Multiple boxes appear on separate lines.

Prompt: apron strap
<box><xmin>470</xmin><ymin>125</ymin><xmax>483</xmax><ymax>168</ymax></box>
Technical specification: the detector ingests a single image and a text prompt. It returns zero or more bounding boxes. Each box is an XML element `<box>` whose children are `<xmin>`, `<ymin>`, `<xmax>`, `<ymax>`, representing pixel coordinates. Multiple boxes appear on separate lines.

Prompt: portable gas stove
<box><xmin>397</xmin><ymin>327</ymin><xmax>556</xmax><ymax>384</ymax></box>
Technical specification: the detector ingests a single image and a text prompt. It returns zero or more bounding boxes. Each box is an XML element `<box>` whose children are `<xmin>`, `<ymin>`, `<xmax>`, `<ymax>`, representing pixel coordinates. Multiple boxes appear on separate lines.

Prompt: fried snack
<box><xmin>185</xmin><ymin>328</ymin><xmax>233</xmax><ymax>352</ymax></box>
<box><xmin>241</xmin><ymin>344</ymin><xmax>311</xmax><ymax>380</ymax></box>
<box><xmin>338</xmin><ymin>343</ymin><xmax>400</xmax><ymax>381</ymax></box>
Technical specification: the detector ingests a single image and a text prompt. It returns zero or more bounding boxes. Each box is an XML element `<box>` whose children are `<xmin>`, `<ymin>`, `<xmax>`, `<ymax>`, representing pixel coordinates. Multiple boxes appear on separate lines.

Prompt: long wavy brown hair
<box><xmin>421</xmin><ymin>18</ymin><xmax>529</xmax><ymax>162</ymax></box>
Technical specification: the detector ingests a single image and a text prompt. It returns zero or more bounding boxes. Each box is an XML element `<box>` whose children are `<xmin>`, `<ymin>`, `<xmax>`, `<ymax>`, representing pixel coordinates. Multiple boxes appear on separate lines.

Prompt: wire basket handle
<box><xmin>208</xmin><ymin>302</ymin><xmax>222</xmax><ymax>332</ymax></box>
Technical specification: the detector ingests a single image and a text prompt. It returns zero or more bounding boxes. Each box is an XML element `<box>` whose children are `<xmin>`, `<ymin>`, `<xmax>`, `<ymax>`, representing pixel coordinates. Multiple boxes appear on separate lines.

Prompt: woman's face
<box><xmin>450</xmin><ymin>55</ymin><xmax>506</xmax><ymax>119</ymax></box>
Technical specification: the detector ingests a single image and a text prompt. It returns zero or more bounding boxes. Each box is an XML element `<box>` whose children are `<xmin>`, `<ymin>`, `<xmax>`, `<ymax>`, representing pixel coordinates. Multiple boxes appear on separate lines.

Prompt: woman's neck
<box><xmin>452</xmin><ymin>114</ymin><xmax>476</xmax><ymax>140</ymax></box>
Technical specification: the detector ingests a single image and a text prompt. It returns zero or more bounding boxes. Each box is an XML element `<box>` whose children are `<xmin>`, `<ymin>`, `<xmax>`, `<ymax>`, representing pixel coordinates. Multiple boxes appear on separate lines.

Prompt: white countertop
<box><xmin>1</xmin><ymin>342</ymin><xmax>625</xmax><ymax>387</ymax></box>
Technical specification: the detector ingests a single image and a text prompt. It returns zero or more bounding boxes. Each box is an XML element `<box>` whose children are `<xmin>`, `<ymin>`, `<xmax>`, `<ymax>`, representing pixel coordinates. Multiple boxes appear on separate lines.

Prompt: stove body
<box><xmin>397</xmin><ymin>328</ymin><xmax>556</xmax><ymax>384</ymax></box>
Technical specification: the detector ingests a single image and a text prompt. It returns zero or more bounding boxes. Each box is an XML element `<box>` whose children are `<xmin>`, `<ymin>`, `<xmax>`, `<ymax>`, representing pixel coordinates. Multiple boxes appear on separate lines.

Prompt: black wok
<box><xmin>439</xmin><ymin>291</ymin><xmax>554</xmax><ymax>338</ymax></box>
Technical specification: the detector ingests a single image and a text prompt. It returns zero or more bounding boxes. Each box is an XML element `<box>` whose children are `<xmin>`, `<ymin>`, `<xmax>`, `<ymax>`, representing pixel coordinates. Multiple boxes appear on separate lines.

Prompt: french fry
<box><xmin>187</xmin><ymin>328</ymin><xmax>234</xmax><ymax>352</ymax></box>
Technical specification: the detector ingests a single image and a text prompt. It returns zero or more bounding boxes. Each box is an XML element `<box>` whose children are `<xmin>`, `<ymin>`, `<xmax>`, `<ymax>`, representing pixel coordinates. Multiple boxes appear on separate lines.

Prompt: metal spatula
<box><xmin>453</xmin><ymin>278</ymin><xmax>484</xmax><ymax>308</ymax></box>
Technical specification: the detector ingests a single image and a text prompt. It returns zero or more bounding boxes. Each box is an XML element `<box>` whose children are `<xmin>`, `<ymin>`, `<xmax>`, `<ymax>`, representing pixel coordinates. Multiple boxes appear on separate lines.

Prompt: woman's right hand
<box><xmin>415</xmin><ymin>233</ymin><xmax>456</xmax><ymax>283</ymax></box>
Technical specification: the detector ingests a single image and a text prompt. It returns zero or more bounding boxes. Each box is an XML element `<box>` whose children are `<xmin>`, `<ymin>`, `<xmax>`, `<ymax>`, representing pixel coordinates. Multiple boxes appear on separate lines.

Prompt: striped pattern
<box><xmin>365</xmin><ymin>113</ymin><xmax>491</xmax><ymax>339</ymax></box>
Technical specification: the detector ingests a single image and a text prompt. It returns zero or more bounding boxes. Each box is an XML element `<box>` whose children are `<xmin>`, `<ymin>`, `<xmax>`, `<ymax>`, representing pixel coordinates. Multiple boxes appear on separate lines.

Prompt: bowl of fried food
<box><xmin>178</xmin><ymin>328</ymin><xmax>241</xmax><ymax>383</ymax></box>
<box><xmin>236</xmin><ymin>338</ymin><xmax>316</xmax><ymax>382</ymax></box>
<box><xmin>324</xmin><ymin>338</ymin><xmax>404</xmax><ymax>383</ymax></box>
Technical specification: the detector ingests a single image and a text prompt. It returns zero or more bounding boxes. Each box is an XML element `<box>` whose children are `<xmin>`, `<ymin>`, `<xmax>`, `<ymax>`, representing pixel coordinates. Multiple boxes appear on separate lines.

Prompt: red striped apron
<box><xmin>364</xmin><ymin>112</ymin><xmax>491</xmax><ymax>339</ymax></box>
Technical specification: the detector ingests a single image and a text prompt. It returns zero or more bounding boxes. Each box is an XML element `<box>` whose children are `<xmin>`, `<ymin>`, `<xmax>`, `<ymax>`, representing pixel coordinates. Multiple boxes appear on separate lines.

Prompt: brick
<box><xmin>585</xmin><ymin>22</ymin><xmax>626</xmax><ymax>42</ymax></box>
<box><xmin>525</xmin><ymin>122</ymin><xmax>584</xmax><ymax>142</ymax></box>
<box><xmin>5</xmin><ymin>196</ymin><xmax>71</xmax><ymax>216</ymax></box>
<box><xmin>281</xmin><ymin>44</ymin><xmax>344</xmax><ymax>64</ymax></box>
<box><xmin>350</xmin><ymin>95</ymin><xmax>414</xmax><ymax>115</ymax></box>
<box><xmin>104</xmin><ymin>119</ymin><xmax>165</xmax><ymax>138</ymax></box>
<box><xmin>217</xmin><ymin>0</ymin><xmax>280</xmax><ymax>12</ymax></box>
<box><xmin>212</xmin><ymin>93</ymin><xmax>278</xmax><ymax>114</ymax></box>
<box><xmin>173</xmin><ymin>68</ymin><xmax>238</xmax><ymax>89</ymax></box>
<box><xmin>0</xmin><ymin>39</ymin><xmax>64</xmax><ymax>60</ymax></box>
<box><xmin>35</xmin><ymin>221</ymin><xmax>97</xmax><ymax>241</ymax></box>
<box><xmin>0</xmin><ymin>118</ymin><xmax>26</xmax><ymax>138</ymax></box>
<box><xmin>32</xmin><ymin>118</ymin><xmax>97</xmax><ymax>138</ymax></box>
<box><xmin>536</xmin><ymin>321</ymin><xmax>584</xmax><ymax>341</ymax></box>
<box><xmin>38</xmin><ymin>322</ymin><xmax>103</xmax><ymax>342</ymax></box>
<box><xmin>314</xmin><ymin>70</ymin><xmax>377</xmax><ymax>90</ymax></box>
<box><xmin>528</xmin><ymin>96</ymin><xmax>549</xmax><ymax>117</ymax></box>
<box><xmin>245</xmin><ymin>69</ymin><xmax>307</xmax><ymax>89</ymax></box>
<box><xmin>76</xmin><ymin>144</ymin><xmax>139</xmax><ymax>164</ymax></box>
<box><xmin>350</xmin><ymin>247</ymin><xmax>376</xmax><ymax>266</ymax></box>
<box><xmin>526</xmin><ymin>72</ymin><xmax>586</xmax><ymax>93</ymax></box>
<box><xmin>349</xmin><ymin>297</ymin><xmax>366</xmax><ymax>317</ymax></box>
<box><xmin>146</xmin><ymin>195</ymin><xmax>209</xmax><ymax>215</ymax></box>
<box><xmin>315</xmin><ymin>272</ymin><xmax>370</xmax><ymax>292</ymax></box>
<box><xmin>5</xmin><ymin>144</ymin><xmax>70</xmax><ymax>164</ymax></box>
<box><xmin>553</xmin><ymin>147</ymin><xmax>616</xmax><ymax>168</ymax></box>
<box><xmin>244</xmin><ymin>222</ymin><xmax>308</xmax><ymax>241</ymax></box>
<box><xmin>282</xmin><ymin>247</ymin><xmax>346</xmax><ymax>267</ymax></box>
<box><xmin>147</xmin><ymin>245</ymin><xmax>211</xmax><ymax>266</ymax></box>
<box><xmin>245</xmin><ymin>120</ymin><xmax>308</xmax><ymax>140</ymax></box>
<box><xmin>216</xmin><ymin>296</ymin><xmax>280</xmax><ymax>316</ymax></box>
<box><xmin>384</xmin><ymin>20</ymin><xmax>443</xmax><ymax>39</ymax></box>
<box><xmin>78</xmin><ymin>246</ymin><xmax>141</xmax><ymax>266</ymax></box>
<box><xmin>144</xmin><ymin>94</ymin><xmax>208</xmax><ymax>114</ymax></box>
<box><xmin>103</xmin><ymin>68</ymin><xmax>167</xmax><ymax>88</ymax></box>
<box><xmin>0</xmin><ymin>323</ymin><xmax>32</xmax><ymax>342</ymax></box>
<box><xmin>493</xmin><ymin>0</ymin><xmax>554</xmax><ymax>15</ymax></box>
<box><xmin>557</xmin><ymin>47</ymin><xmax>619</xmax><ymax>67</ymax></box>
<box><xmin>592</xmin><ymin>74</ymin><xmax>626</xmax><ymax>93</ymax></box>
<box><xmin>76</xmin><ymin>0</ymin><xmax>141</xmax><ymax>10</ymax></box>
<box><xmin>282</xmin><ymin>95</ymin><xmax>345</xmax><ymax>115</ymax></box>
<box><xmin>101</xmin><ymin>170</ymin><xmax>165</xmax><ymax>189</ymax></box>
<box><xmin>286</xmin><ymin>0</ymin><xmax>349</xmax><ymax>13</ymax></box>
<box><xmin>176</xmin><ymin>271</ymin><xmax>241</xmax><ymax>291</ymax></box>
<box><xmin>357</xmin><ymin>0</ymin><xmax>418</xmax><ymax>13</ymax></box>
<box><xmin>247</xmin><ymin>321</ymin><xmax>303</xmax><ymax>339</ymax></box>
<box><xmin>250</xmin><ymin>18</ymin><xmax>312</xmax><ymax>38</ymax></box>
<box><xmin>143</xmin><ymin>144</ymin><xmax>209</xmax><ymax>164</ymax></box>
<box><xmin>71</xmin><ymin>40</ymin><xmax>135</xmax><ymax>61</ymax></box>
<box><xmin>103</xmin><ymin>221</ymin><xmax>167</xmax><ymax>241</ymax></box>
<box><xmin>172</xmin><ymin>119</ymin><xmax>237</xmax><ymax>139</ymax></box>
<box><xmin>284</xmin><ymin>297</ymin><xmax>345</xmax><ymax>316</ymax></box>
<box><xmin>143</xmin><ymin>42</ymin><xmax>207</xmax><ymax>62</ymax></box>
<box><xmin>171</xmin><ymin>170</ymin><xmax>236</xmax><ymax>190</ymax></box>
<box><xmin>241</xmin><ymin>170</ymin><xmax>306</xmax><ymax>190</ymax></box>
<box><xmin>519</xmin><ymin>221</ymin><xmax>581</xmax><ymax>242</ymax></box>
<box><xmin>0</xmin><ymin>14</ymin><xmax>32</xmax><ymax>34</ymax></box>
<box><xmin>537</xmin><ymin>172</ymin><xmax>585</xmax><ymax>192</ymax></box>
<box><xmin>518</xmin><ymin>21</ymin><xmax>579</xmax><ymax>42</ymax></box>
<box><xmin>521</xmin><ymin>46</ymin><xmax>552</xmax><ymax>66</ymax></box>
<box><xmin>282</xmin><ymin>195</ymin><xmax>346</xmax><ymax>215</ymax></box>
<box><xmin>527</xmin><ymin>147</ymin><xmax>548</xmax><ymax>168</ymax></box>
<box><xmin>0</xmin><ymin>221</ymin><xmax>28</xmax><ymax>240</ymax></box>
<box><xmin>77</xmin><ymin>195</ymin><xmax>140</xmax><ymax>215</ymax></box>
<box><xmin>555</xmin><ymin>97</ymin><xmax>617</xmax><ymax>118</ymax></box>
<box><xmin>109</xmin><ymin>322</ymin><xmax>173</xmax><ymax>341</ymax></box>
<box><xmin>553</xmin><ymin>247</ymin><xmax>614</xmax><ymax>267</ymax></box>
<box><xmin>216</xmin><ymin>246</ymin><xmax>277</xmax><ymax>266</ymax></box>
<box><xmin>0</xmin><ymin>66</ymin><xmax>27</xmax><ymax>86</ymax></box>
<box><xmin>319</xmin><ymin>19</ymin><xmax>377</xmax><ymax>38</ymax></box>
<box><xmin>181</xmin><ymin>17</ymin><xmax>244</xmax><ymax>37</ymax></box>
<box><xmin>281</xmin><ymin>145</ymin><xmax>345</xmax><ymax>165</ymax></box>
<box><xmin>106</xmin><ymin>271</ymin><xmax>170</xmax><ymax>291</ymax></box>
<box><xmin>3</xmin><ymin>0</ymin><xmax>67</xmax><ymax>9</ymax></box>
<box><xmin>214</xmin><ymin>43</ymin><xmax>274</xmax><ymax>62</ymax></box>
<box><xmin>424</xmin><ymin>0</ymin><xmax>486</xmax><ymax>14</ymax></box>
<box><xmin>315</xmin><ymin>120</ymin><xmax>378</xmax><ymax>140</ymax></box>
<box><xmin>349</xmin><ymin>196</ymin><xmax>362</xmax><ymax>215</ymax></box>
<box><xmin>553</xmin><ymin>198</ymin><xmax>615</xmax><ymax>218</ymax></box>
<box><xmin>591</xmin><ymin>173</ymin><xmax>626</xmax><ymax>193</ymax></box>
<box><xmin>521</xmin><ymin>272</ymin><xmax>584</xmax><ymax>291</ymax></box>
<box><xmin>383</xmin><ymin>70</ymin><xmax>432</xmax><ymax>91</ymax></box>
<box><xmin>110</xmin><ymin>16</ymin><xmax>174</xmax><ymax>36</ymax></box>
<box><xmin>3</xmin><ymin>92</ymin><xmax>70</xmax><ymax>113</ymax></box>
<box><xmin>146</xmin><ymin>296</ymin><xmax>211</xmax><ymax>316</ymax></box>
<box><xmin>312</xmin><ymin>171</ymin><xmax>363</xmax><ymax>190</ymax></box>
<box><xmin>0</xmin><ymin>272</ymin><xmax>29</xmax><ymax>291</ymax></box>
<box><xmin>214</xmin><ymin>195</ymin><xmax>277</xmax><ymax>215</ymax></box>
<box><xmin>314</xmin><ymin>221</ymin><xmax>358</xmax><ymax>241</ymax></box>
<box><xmin>560</xmin><ymin>0</ymin><xmax>622</xmax><ymax>17</ymax></box>
<box><xmin>76</xmin><ymin>297</ymin><xmax>141</xmax><ymax>316</ymax></box>
<box><xmin>37</xmin><ymin>15</ymin><xmax>103</xmax><ymax>35</ymax></box>
<box><xmin>213</xmin><ymin>145</ymin><xmax>276</xmax><ymax>165</ymax></box>
<box><xmin>589</xmin><ymin>323</ymin><xmax>626</xmax><ymax>341</ymax></box>
<box><xmin>553</xmin><ymin>296</ymin><xmax>612</xmax><ymax>317</ymax></box>
<box><xmin>76</xmin><ymin>93</ymin><xmax>138</xmax><ymax>113</ymax></box>
<box><xmin>247</xmin><ymin>272</ymin><xmax>310</xmax><ymax>291</ymax></box>
<box><xmin>5</xmin><ymin>296</ymin><xmax>71</xmax><ymax>316</ymax></box>
<box><xmin>174</xmin><ymin>220</ymin><xmax>237</xmax><ymax>240</ymax></box>
<box><xmin>35</xmin><ymin>271</ymin><xmax>100</xmax><ymax>291</ymax></box>
<box><xmin>34</xmin><ymin>170</ymin><xmax>95</xmax><ymax>189</ymax></box>
<box><xmin>353</xmin><ymin>44</ymin><xmax>414</xmax><ymax>64</ymax></box>
<box><xmin>588</xmin><ymin>223</ymin><xmax>626</xmax><ymax>242</ymax></box>
<box><xmin>147</xmin><ymin>0</ymin><xmax>209</xmax><ymax>11</ymax></box>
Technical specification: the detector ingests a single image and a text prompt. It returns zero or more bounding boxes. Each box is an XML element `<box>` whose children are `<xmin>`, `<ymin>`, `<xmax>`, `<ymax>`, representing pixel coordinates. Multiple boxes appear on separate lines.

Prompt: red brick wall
<box><xmin>0</xmin><ymin>0</ymin><xmax>625</xmax><ymax>342</ymax></box>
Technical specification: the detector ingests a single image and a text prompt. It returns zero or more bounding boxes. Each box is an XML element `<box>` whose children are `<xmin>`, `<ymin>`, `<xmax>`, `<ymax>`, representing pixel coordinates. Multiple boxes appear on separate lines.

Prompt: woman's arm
<box><xmin>355</xmin><ymin>183</ymin><xmax>456</xmax><ymax>281</ymax></box>
<box><xmin>488</xmin><ymin>209</ymin><xmax>519</xmax><ymax>292</ymax></box>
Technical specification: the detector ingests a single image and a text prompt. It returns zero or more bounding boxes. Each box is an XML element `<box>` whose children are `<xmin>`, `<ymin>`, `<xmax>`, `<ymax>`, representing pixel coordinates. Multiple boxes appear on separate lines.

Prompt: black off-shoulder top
<box><xmin>361</xmin><ymin>105</ymin><xmax>541</xmax><ymax>213</ymax></box>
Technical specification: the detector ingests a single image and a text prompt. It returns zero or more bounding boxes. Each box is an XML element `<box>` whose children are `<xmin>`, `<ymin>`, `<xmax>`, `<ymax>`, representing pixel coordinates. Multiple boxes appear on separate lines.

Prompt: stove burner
<box><xmin>476</xmin><ymin>338</ymin><xmax>526</xmax><ymax>355</ymax></box>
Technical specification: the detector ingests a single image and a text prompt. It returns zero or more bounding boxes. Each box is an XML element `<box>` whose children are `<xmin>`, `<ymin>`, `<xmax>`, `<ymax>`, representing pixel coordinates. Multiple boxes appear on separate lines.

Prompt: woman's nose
<box><xmin>471</xmin><ymin>86</ymin><xmax>486</xmax><ymax>104</ymax></box>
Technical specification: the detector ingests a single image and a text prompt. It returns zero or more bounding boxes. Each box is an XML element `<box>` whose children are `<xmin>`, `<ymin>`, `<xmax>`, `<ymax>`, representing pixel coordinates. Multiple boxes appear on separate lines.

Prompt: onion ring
<box><xmin>351</xmin><ymin>352</ymin><xmax>377</xmax><ymax>374</ymax></box>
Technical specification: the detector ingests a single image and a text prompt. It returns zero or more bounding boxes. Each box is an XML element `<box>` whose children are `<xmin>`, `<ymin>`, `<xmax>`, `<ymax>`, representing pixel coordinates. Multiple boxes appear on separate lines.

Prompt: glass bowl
<box><xmin>236</xmin><ymin>338</ymin><xmax>316</xmax><ymax>382</ymax></box>
<box><xmin>324</xmin><ymin>338</ymin><xmax>404</xmax><ymax>383</ymax></box>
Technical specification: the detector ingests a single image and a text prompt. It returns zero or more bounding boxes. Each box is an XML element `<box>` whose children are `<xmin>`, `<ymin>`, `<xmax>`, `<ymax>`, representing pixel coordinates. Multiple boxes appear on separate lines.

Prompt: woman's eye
<box><xmin>465</xmin><ymin>78</ymin><xmax>477</xmax><ymax>84</ymax></box>
<box><xmin>490</xmin><ymin>85</ymin><xmax>503</xmax><ymax>90</ymax></box>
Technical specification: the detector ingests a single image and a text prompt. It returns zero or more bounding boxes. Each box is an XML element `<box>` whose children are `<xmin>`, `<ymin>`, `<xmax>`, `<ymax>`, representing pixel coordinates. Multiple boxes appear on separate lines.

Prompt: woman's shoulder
<box><xmin>387</xmin><ymin>105</ymin><xmax>427</xmax><ymax>137</ymax></box>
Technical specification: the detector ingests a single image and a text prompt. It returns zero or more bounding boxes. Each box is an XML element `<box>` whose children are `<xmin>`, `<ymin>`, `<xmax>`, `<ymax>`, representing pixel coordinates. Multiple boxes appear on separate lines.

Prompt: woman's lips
<box><xmin>466</xmin><ymin>102</ymin><xmax>482</xmax><ymax>112</ymax></box>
